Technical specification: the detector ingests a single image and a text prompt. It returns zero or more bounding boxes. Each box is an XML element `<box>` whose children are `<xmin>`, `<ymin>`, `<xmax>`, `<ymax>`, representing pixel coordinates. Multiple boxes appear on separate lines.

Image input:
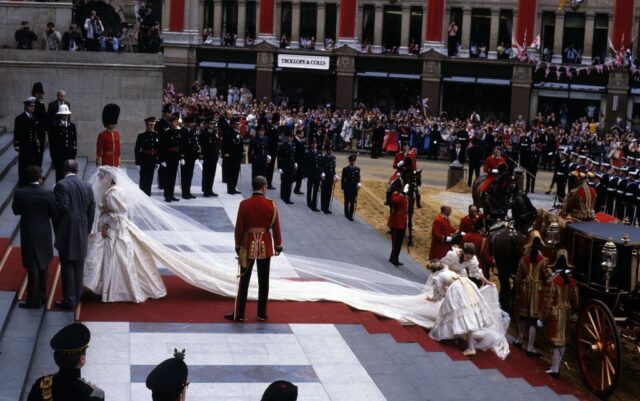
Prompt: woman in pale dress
<box><xmin>83</xmin><ymin>166</ymin><xmax>166</xmax><ymax>303</ymax></box>
<box><xmin>439</xmin><ymin>243</ymin><xmax>492</xmax><ymax>285</ymax></box>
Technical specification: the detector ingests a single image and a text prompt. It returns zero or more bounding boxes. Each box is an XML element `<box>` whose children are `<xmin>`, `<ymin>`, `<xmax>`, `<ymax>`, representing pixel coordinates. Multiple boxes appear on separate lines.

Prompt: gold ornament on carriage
<box><xmin>601</xmin><ymin>239</ymin><xmax>617</xmax><ymax>293</ymax></box>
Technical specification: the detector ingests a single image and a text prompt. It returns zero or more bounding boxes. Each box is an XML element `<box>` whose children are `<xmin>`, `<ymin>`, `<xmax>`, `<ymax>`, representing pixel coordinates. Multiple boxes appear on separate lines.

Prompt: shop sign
<box><xmin>277</xmin><ymin>54</ymin><xmax>330</xmax><ymax>70</ymax></box>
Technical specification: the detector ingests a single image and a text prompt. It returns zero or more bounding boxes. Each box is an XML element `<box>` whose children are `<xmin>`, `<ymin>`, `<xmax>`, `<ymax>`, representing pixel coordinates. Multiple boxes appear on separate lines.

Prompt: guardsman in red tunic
<box><xmin>226</xmin><ymin>176</ymin><xmax>283</xmax><ymax>322</ymax></box>
<box><xmin>459</xmin><ymin>204</ymin><xmax>481</xmax><ymax>233</ymax></box>
<box><xmin>513</xmin><ymin>231</ymin><xmax>551</xmax><ymax>357</ymax></box>
<box><xmin>96</xmin><ymin>104</ymin><xmax>121</xmax><ymax>167</ymax></box>
<box><xmin>388</xmin><ymin>178</ymin><xmax>408</xmax><ymax>267</ymax></box>
<box><xmin>428</xmin><ymin>205</ymin><xmax>455</xmax><ymax>260</ymax></box>
<box><xmin>540</xmin><ymin>249</ymin><xmax>579</xmax><ymax>378</ymax></box>
<box><xmin>393</xmin><ymin>141</ymin><xmax>417</xmax><ymax>171</ymax></box>
<box><xmin>479</xmin><ymin>147</ymin><xmax>507</xmax><ymax>193</ymax></box>
<box><xmin>560</xmin><ymin>171</ymin><xmax>597</xmax><ymax>222</ymax></box>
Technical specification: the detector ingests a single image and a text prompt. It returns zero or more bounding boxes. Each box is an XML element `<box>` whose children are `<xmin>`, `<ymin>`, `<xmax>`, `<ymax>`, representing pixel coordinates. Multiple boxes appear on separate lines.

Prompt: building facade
<box><xmin>159</xmin><ymin>0</ymin><xmax>640</xmax><ymax>125</ymax></box>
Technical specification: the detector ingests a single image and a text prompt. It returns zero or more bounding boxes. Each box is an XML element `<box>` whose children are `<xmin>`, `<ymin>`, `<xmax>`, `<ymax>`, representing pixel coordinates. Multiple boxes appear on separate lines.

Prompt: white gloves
<box><xmin>334</xmin><ymin>176</ymin><xmax>338</xmax><ymax>182</ymax></box>
<box><xmin>397</xmin><ymin>160</ymin><xmax>404</xmax><ymax>167</ymax></box>
<box><xmin>180</xmin><ymin>159</ymin><xmax>186</xmax><ymax>166</ymax></box>
<box><xmin>357</xmin><ymin>183</ymin><xmax>361</xmax><ymax>188</ymax></box>
<box><xmin>136</xmin><ymin>165</ymin><xmax>141</xmax><ymax>171</ymax></box>
<box><xmin>403</xmin><ymin>184</ymin><xmax>409</xmax><ymax>194</ymax></box>
<box><xmin>445</xmin><ymin>236</ymin><xmax>452</xmax><ymax>243</ymax></box>
<box><xmin>536</xmin><ymin>319</ymin><xmax>544</xmax><ymax>328</ymax></box>
<box><xmin>460</xmin><ymin>231</ymin><xmax>466</xmax><ymax>236</ymax></box>
<box><xmin>278</xmin><ymin>169</ymin><xmax>284</xmax><ymax>174</ymax></box>
<box><xmin>294</xmin><ymin>163</ymin><xmax>298</xmax><ymax>169</ymax></box>
<box><xmin>160</xmin><ymin>162</ymin><xmax>167</xmax><ymax>167</ymax></box>
<box><xmin>321</xmin><ymin>172</ymin><xmax>326</xmax><ymax>179</ymax></box>
<box><xmin>267</xmin><ymin>155</ymin><xmax>272</xmax><ymax>163</ymax></box>
<box><xmin>491</xmin><ymin>168</ymin><xmax>498</xmax><ymax>174</ymax></box>
<box><xmin>195</xmin><ymin>160</ymin><xmax>203</xmax><ymax>170</ymax></box>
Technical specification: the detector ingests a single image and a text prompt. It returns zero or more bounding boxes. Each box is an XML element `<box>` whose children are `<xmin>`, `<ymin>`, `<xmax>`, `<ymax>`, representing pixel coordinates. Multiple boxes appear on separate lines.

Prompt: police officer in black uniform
<box><xmin>293</xmin><ymin>128</ymin><xmax>306</xmax><ymax>194</ymax></box>
<box><xmin>27</xmin><ymin>323</ymin><xmax>104</xmax><ymax>401</ymax></box>
<box><xmin>624</xmin><ymin>170</ymin><xmax>638</xmax><ymax>222</ymax></box>
<box><xmin>14</xmin><ymin>97</ymin><xmax>41</xmax><ymax>187</ymax></box>
<box><xmin>154</xmin><ymin>104</ymin><xmax>173</xmax><ymax>190</ymax></box>
<box><xmin>525</xmin><ymin>143</ymin><xmax>540</xmax><ymax>193</ymax></box>
<box><xmin>305</xmin><ymin>139</ymin><xmax>323</xmax><ymax>211</ymax></box>
<box><xmin>615</xmin><ymin>167</ymin><xmax>629</xmax><ymax>220</ymax></box>
<box><xmin>48</xmin><ymin>104</ymin><xmax>77</xmax><ymax>182</ymax></box>
<box><xmin>159</xmin><ymin>115</ymin><xmax>182</xmax><ymax>202</ymax></box>
<box><xmin>555</xmin><ymin>151</ymin><xmax>569</xmax><ymax>203</ymax></box>
<box><xmin>278</xmin><ymin>131</ymin><xmax>296</xmax><ymax>204</ymax></box>
<box><xmin>265</xmin><ymin>113</ymin><xmax>280</xmax><ymax>189</ymax></box>
<box><xmin>179</xmin><ymin>117</ymin><xmax>200</xmax><ymax>199</ymax></box>
<box><xmin>249</xmin><ymin>124</ymin><xmax>270</xmax><ymax>181</ymax></box>
<box><xmin>341</xmin><ymin>153</ymin><xmax>361</xmax><ymax>221</ymax></box>
<box><xmin>606</xmin><ymin>167</ymin><xmax>620</xmax><ymax>215</ymax></box>
<box><xmin>222</xmin><ymin>117</ymin><xmax>244</xmax><ymax>195</ymax></box>
<box><xmin>146</xmin><ymin>350</ymin><xmax>189</xmax><ymax>401</ymax></box>
<box><xmin>134</xmin><ymin>116</ymin><xmax>159</xmax><ymax>196</ymax></box>
<box><xmin>198</xmin><ymin>117</ymin><xmax>219</xmax><ymax>197</ymax></box>
<box><xmin>320</xmin><ymin>144</ymin><xmax>336</xmax><ymax>214</ymax></box>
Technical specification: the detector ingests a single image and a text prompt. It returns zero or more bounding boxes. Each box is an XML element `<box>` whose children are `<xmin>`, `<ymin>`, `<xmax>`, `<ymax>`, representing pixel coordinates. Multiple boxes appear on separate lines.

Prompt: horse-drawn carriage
<box><xmin>562</xmin><ymin>222</ymin><xmax>640</xmax><ymax>397</ymax></box>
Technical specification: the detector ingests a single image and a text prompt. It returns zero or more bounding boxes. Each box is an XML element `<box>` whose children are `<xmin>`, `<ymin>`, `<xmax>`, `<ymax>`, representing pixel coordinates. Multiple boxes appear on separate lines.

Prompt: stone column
<box><xmin>552</xmin><ymin>11</ymin><xmax>564</xmax><ymax>63</ymax></box>
<box><xmin>460</xmin><ymin>7</ymin><xmax>472</xmax><ymax>58</ymax></box>
<box><xmin>237</xmin><ymin>0</ymin><xmax>246</xmax><ymax>46</ymax></box>
<box><xmin>399</xmin><ymin>5</ymin><xmax>411</xmax><ymax>54</ymax></box>
<box><xmin>423</xmin><ymin>0</ymin><xmax>445</xmax><ymax>54</ymax></box>
<box><xmin>213</xmin><ymin>0</ymin><xmax>223</xmax><ymax>44</ymax></box>
<box><xmin>256</xmin><ymin>43</ymin><xmax>276</xmax><ymax>101</ymax></box>
<box><xmin>582</xmin><ymin>12</ymin><xmax>595</xmax><ymax>64</ymax></box>
<box><xmin>162</xmin><ymin>0</ymin><xmax>171</xmax><ymax>31</ymax></box>
<box><xmin>510</xmin><ymin>64</ymin><xmax>533</xmax><ymax>123</ymax></box>
<box><xmin>488</xmin><ymin>9</ymin><xmax>500</xmax><ymax>59</ymax></box>
<box><xmin>291</xmin><ymin>1</ymin><xmax>300</xmax><ymax>48</ymax></box>
<box><xmin>606</xmin><ymin>70</ymin><xmax>630</xmax><ymax>127</ymax></box>
<box><xmin>316</xmin><ymin>2</ymin><xmax>326</xmax><ymax>50</ymax></box>
<box><xmin>372</xmin><ymin>4</ymin><xmax>383</xmax><ymax>53</ymax></box>
<box><xmin>274</xmin><ymin>2</ymin><xmax>281</xmax><ymax>39</ymax></box>
<box><xmin>335</xmin><ymin>47</ymin><xmax>356</xmax><ymax>109</ymax></box>
<box><xmin>420</xmin><ymin>52</ymin><xmax>444</xmax><ymax>117</ymax></box>
<box><xmin>258</xmin><ymin>0</ymin><xmax>276</xmax><ymax>44</ymax></box>
<box><xmin>355</xmin><ymin>3</ymin><xmax>363</xmax><ymax>45</ymax></box>
<box><xmin>338</xmin><ymin>0</ymin><xmax>357</xmax><ymax>48</ymax></box>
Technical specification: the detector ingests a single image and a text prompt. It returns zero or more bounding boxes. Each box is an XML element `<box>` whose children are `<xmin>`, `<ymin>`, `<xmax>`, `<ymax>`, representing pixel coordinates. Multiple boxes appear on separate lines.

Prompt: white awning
<box><xmin>199</xmin><ymin>62</ymin><xmax>255</xmax><ymax>70</ymax></box>
<box><xmin>199</xmin><ymin>61</ymin><xmax>226</xmax><ymax>68</ymax></box>
<box><xmin>442</xmin><ymin>76</ymin><xmax>476</xmax><ymax>83</ymax></box>
<box><xmin>388</xmin><ymin>73</ymin><xmax>421</xmax><ymax>80</ymax></box>
<box><xmin>476</xmin><ymin>78</ymin><xmax>511</xmax><ymax>86</ymax></box>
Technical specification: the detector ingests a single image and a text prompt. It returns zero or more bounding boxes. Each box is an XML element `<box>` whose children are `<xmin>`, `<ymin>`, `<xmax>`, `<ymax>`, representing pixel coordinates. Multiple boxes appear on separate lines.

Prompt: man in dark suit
<box><xmin>47</xmin><ymin>89</ymin><xmax>70</xmax><ymax>123</ymax></box>
<box><xmin>198</xmin><ymin>117</ymin><xmax>220</xmax><ymax>197</ymax></box>
<box><xmin>293</xmin><ymin>129</ymin><xmax>306</xmax><ymax>194</ymax></box>
<box><xmin>154</xmin><ymin>105</ymin><xmax>173</xmax><ymax>190</ymax></box>
<box><xmin>221</xmin><ymin>117</ymin><xmax>244</xmax><ymax>194</ymax></box>
<box><xmin>278</xmin><ymin>132</ymin><xmax>296</xmax><ymax>204</ymax></box>
<box><xmin>12</xmin><ymin>165</ymin><xmax>56</xmax><ymax>308</ymax></box>
<box><xmin>32</xmin><ymin>82</ymin><xmax>48</xmax><ymax>166</ymax></box>
<box><xmin>305</xmin><ymin>139</ymin><xmax>323</xmax><ymax>211</ymax></box>
<box><xmin>14</xmin><ymin>97</ymin><xmax>41</xmax><ymax>187</ymax></box>
<box><xmin>218</xmin><ymin>109</ymin><xmax>233</xmax><ymax>184</ymax></box>
<box><xmin>467</xmin><ymin>138</ymin><xmax>483</xmax><ymax>187</ymax></box>
<box><xmin>53</xmin><ymin>160</ymin><xmax>95</xmax><ymax>310</ymax></box>
<box><xmin>450</xmin><ymin>141</ymin><xmax>465</xmax><ymax>164</ymax></box>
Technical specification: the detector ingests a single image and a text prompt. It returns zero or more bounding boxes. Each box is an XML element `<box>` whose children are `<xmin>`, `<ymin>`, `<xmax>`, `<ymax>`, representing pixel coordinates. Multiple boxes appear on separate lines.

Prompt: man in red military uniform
<box><xmin>96</xmin><ymin>103</ymin><xmax>121</xmax><ymax>167</ymax></box>
<box><xmin>459</xmin><ymin>204</ymin><xmax>481</xmax><ymax>233</ymax></box>
<box><xmin>226</xmin><ymin>176</ymin><xmax>283</xmax><ymax>322</ymax></box>
<box><xmin>560</xmin><ymin>171</ymin><xmax>597</xmax><ymax>222</ymax></box>
<box><xmin>393</xmin><ymin>141</ymin><xmax>417</xmax><ymax>171</ymax></box>
<box><xmin>388</xmin><ymin>178</ymin><xmax>408</xmax><ymax>267</ymax></box>
<box><xmin>429</xmin><ymin>205</ymin><xmax>456</xmax><ymax>260</ymax></box>
<box><xmin>478</xmin><ymin>147</ymin><xmax>506</xmax><ymax>193</ymax></box>
<box><xmin>460</xmin><ymin>219</ymin><xmax>495</xmax><ymax>279</ymax></box>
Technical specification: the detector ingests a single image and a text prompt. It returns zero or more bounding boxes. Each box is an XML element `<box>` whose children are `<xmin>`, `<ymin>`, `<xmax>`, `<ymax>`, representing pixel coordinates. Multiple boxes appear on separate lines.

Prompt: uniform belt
<box><xmin>167</xmin><ymin>147</ymin><xmax>179</xmax><ymax>152</ymax></box>
<box><xmin>607</xmin><ymin>188</ymin><xmax>615</xmax><ymax>192</ymax></box>
<box><xmin>103</xmin><ymin>151</ymin><xmax>115</xmax><ymax>155</ymax></box>
<box><xmin>556</xmin><ymin>172</ymin><xmax>565</xmax><ymax>176</ymax></box>
<box><xmin>617</xmin><ymin>190</ymin><xmax>624</xmax><ymax>194</ymax></box>
<box><xmin>626</xmin><ymin>193</ymin><xmax>634</xmax><ymax>196</ymax></box>
<box><xmin>248</xmin><ymin>228</ymin><xmax>268</xmax><ymax>233</ymax></box>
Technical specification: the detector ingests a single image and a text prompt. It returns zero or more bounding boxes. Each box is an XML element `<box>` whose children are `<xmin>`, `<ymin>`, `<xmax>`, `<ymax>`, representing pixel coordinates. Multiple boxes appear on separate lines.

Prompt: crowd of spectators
<box><xmin>162</xmin><ymin>81</ymin><xmax>640</xmax><ymax>170</ymax></box>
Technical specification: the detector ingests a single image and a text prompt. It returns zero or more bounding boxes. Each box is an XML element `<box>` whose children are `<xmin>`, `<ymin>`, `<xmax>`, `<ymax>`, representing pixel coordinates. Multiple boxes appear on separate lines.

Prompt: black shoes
<box><xmin>390</xmin><ymin>261</ymin><xmax>403</xmax><ymax>267</ymax></box>
<box><xmin>323</xmin><ymin>210</ymin><xmax>332</xmax><ymax>214</ymax></box>
<box><xmin>268</xmin><ymin>185</ymin><xmax>277</xmax><ymax>190</ymax></box>
<box><xmin>284</xmin><ymin>201</ymin><xmax>294</xmax><ymax>205</ymax></box>
<box><xmin>224</xmin><ymin>313</ymin><xmax>245</xmax><ymax>322</ymax></box>
<box><xmin>171</xmin><ymin>197</ymin><xmax>180</xmax><ymax>202</ymax></box>
<box><xmin>257</xmin><ymin>315</ymin><xmax>268</xmax><ymax>321</ymax></box>
<box><xmin>511</xmin><ymin>340</ymin><xmax>523</xmax><ymax>349</ymax></box>
<box><xmin>55</xmin><ymin>301</ymin><xmax>74</xmax><ymax>310</ymax></box>
<box><xmin>526</xmin><ymin>350</ymin><xmax>542</xmax><ymax>357</ymax></box>
<box><xmin>347</xmin><ymin>217</ymin><xmax>354</xmax><ymax>221</ymax></box>
<box><xmin>310</xmin><ymin>208</ymin><xmax>320</xmax><ymax>212</ymax></box>
<box><xmin>203</xmin><ymin>192</ymin><xmax>218</xmax><ymax>197</ymax></box>
<box><xmin>18</xmin><ymin>302</ymin><xmax>41</xmax><ymax>309</ymax></box>
<box><xmin>294</xmin><ymin>191</ymin><xmax>304</xmax><ymax>195</ymax></box>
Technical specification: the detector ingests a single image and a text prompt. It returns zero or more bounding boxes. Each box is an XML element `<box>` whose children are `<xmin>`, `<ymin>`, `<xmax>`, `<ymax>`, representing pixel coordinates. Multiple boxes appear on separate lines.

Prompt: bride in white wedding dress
<box><xmin>83</xmin><ymin>166</ymin><xmax>509</xmax><ymax>359</ymax></box>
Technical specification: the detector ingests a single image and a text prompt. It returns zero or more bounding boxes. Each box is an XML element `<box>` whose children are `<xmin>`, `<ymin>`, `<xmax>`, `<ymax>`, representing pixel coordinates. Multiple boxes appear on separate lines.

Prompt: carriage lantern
<box><xmin>546</xmin><ymin>222</ymin><xmax>560</xmax><ymax>248</ymax></box>
<box><xmin>601</xmin><ymin>239</ymin><xmax>617</xmax><ymax>293</ymax></box>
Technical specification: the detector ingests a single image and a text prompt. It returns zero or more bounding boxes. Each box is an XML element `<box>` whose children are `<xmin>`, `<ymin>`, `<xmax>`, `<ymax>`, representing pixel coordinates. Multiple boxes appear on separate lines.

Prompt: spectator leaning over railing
<box><xmin>15</xmin><ymin>21</ymin><xmax>37</xmax><ymax>49</ymax></box>
<box><xmin>62</xmin><ymin>24</ymin><xmax>84</xmax><ymax>51</ymax></box>
<box><xmin>100</xmin><ymin>32</ymin><xmax>119</xmax><ymax>52</ymax></box>
<box><xmin>44</xmin><ymin>22</ymin><xmax>62</xmax><ymax>51</ymax></box>
<box><xmin>84</xmin><ymin>10</ymin><xmax>105</xmax><ymax>51</ymax></box>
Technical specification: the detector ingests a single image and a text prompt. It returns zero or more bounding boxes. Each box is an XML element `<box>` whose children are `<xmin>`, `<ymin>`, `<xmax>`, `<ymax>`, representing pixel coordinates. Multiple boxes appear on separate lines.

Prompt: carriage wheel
<box><xmin>576</xmin><ymin>299</ymin><xmax>621</xmax><ymax>398</ymax></box>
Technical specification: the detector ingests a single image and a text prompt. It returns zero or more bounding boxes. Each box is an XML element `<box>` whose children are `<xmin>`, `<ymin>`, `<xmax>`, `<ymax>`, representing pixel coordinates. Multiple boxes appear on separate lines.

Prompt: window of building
<box><xmin>280</xmin><ymin>2</ymin><xmax>292</xmax><ymax>40</ymax></box>
<box><xmin>361</xmin><ymin>5</ymin><xmax>375</xmax><ymax>44</ymax></box>
<box><xmin>498</xmin><ymin>10</ymin><xmax>512</xmax><ymax>47</ymax></box>
<box><xmin>592</xmin><ymin>14</ymin><xmax>608</xmax><ymax>63</ymax></box>
<box><xmin>562</xmin><ymin>12</ymin><xmax>585</xmax><ymax>63</ymax></box>
<box><xmin>203</xmin><ymin>0</ymin><xmax>214</xmax><ymax>32</ymax></box>
<box><xmin>245</xmin><ymin>1</ymin><xmax>256</xmax><ymax>40</ymax></box>
<box><xmin>299</xmin><ymin>3</ymin><xmax>317</xmax><ymax>40</ymax></box>
<box><xmin>325</xmin><ymin>3</ymin><xmax>337</xmax><ymax>41</ymax></box>
<box><xmin>541</xmin><ymin>11</ymin><xmax>555</xmax><ymax>61</ymax></box>
<box><xmin>382</xmin><ymin>5</ymin><xmax>402</xmax><ymax>53</ymax></box>
<box><xmin>449</xmin><ymin>8</ymin><xmax>463</xmax><ymax>45</ymax></box>
<box><xmin>222</xmin><ymin>0</ymin><xmax>238</xmax><ymax>35</ymax></box>
<box><xmin>408</xmin><ymin>7</ymin><xmax>423</xmax><ymax>52</ymax></box>
<box><xmin>470</xmin><ymin>9</ymin><xmax>490</xmax><ymax>57</ymax></box>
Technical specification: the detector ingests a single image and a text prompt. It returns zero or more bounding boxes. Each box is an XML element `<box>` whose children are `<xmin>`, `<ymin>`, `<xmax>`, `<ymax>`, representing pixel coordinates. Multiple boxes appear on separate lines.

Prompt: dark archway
<box><xmin>74</xmin><ymin>1</ymin><xmax>123</xmax><ymax>37</ymax></box>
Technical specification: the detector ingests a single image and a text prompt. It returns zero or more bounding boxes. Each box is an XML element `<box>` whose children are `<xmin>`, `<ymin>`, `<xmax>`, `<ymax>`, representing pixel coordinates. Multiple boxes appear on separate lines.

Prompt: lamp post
<box><xmin>601</xmin><ymin>238</ymin><xmax>617</xmax><ymax>292</ymax></box>
<box><xmin>546</xmin><ymin>221</ymin><xmax>560</xmax><ymax>251</ymax></box>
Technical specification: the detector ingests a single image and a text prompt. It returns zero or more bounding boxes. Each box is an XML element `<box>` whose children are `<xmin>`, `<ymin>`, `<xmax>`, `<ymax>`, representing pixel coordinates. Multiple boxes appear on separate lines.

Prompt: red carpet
<box><xmin>78</xmin><ymin>275</ymin><xmax>591</xmax><ymax>400</ymax></box>
<box><xmin>0</xmin><ymin>247</ymin><xmax>25</xmax><ymax>291</ymax></box>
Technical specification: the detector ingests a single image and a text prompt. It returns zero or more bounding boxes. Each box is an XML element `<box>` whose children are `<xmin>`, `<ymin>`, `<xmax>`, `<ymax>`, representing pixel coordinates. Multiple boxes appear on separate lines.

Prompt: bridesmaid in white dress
<box><xmin>83</xmin><ymin>167</ymin><xmax>167</xmax><ymax>303</ymax></box>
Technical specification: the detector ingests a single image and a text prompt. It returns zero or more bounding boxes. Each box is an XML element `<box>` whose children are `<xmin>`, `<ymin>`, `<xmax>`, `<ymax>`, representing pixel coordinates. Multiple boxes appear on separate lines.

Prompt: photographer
<box><xmin>100</xmin><ymin>32</ymin><xmax>119</xmax><ymax>52</ymax></box>
<box><xmin>145</xmin><ymin>22</ymin><xmax>162</xmax><ymax>53</ymax></box>
<box><xmin>137</xmin><ymin>3</ymin><xmax>157</xmax><ymax>52</ymax></box>
<box><xmin>43</xmin><ymin>22</ymin><xmax>61</xmax><ymax>51</ymax></box>
<box><xmin>62</xmin><ymin>24</ymin><xmax>84</xmax><ymax>51</ymax></box>
<box><xmin>84</xmin><ymin>10</ymin><xmax>104</xmax><ymax>51</ymax></box>
<box><xmin>15</xmin><ymin>21</ymin><xmax>37</xmax><ymax>50</ymax></box>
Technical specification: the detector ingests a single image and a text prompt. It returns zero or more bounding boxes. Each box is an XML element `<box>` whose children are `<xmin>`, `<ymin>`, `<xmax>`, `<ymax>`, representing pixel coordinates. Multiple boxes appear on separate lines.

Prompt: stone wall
<box><xmin>0</xmin><ymin>49</ymin><xmax>163</xmax><ymax>161</ymax></box>
<box><xmin>0</xmin><ymin>1</ymin><xmax>73</xmax><ymax>50</ymax></box>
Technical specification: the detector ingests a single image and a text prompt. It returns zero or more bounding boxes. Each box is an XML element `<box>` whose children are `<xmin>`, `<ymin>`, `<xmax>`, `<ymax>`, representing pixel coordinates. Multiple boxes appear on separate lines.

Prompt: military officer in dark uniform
<box><xmin>159</xmin><ymin>115</ymin><xmax>182</xmax><ymax>202</ymax></box>
<box><xmin>179</xmin><ymin>117</ymin><xmax>200</xmax><ymax>199</ymax></box>
<box><xmin>222</xmin><ymin>117</ymin><xmax>244</xmax><ymax>194</ymax></box>
<box><xmin>593</xmin><ymin>173</ymin><xmax>607</xmax><ymax>213</ymax></box>
<box><xmin>278</xmin><ymin>132</ymin><xmax>296</xmax><ymax>204</ymax></box>
<box><xmin>615</xmin><ymin>168</ymin><xmax>629</xmax><ymax>220</ymax></box>
<box><xmin>198</xmin><ymin>117</ymin><xmax>219</xmax><ymax>197</ymax></box>
<box><xmin>146</xmin><ymin>350</ymin><xmax>189</xmax><ymax>401</ymax></box>
<box><xmin>14</xmin><ymin>97</ymin><xmax>41</xmax><ymax>187</ymax></box>
<box><xmin>320</xmin><ymin>144</ymin><xmax>337</xmax><ymax>214</ymax></box>
<box><xmin>624</xmin><ymin>171</ymin><xmax>638</xmax><ymax>222</ymax></box>
<box><xmin>525</xmin><ymin>143</ymin><xmax>541</xmax><ymax>194</ymax></box>
<box><xmin>265</xmin><ymin>113</ymin><xmax>280</xmax><ymax>189</ymax></box>
<box><xmin>249</xmin><ymin>124</ymin><xmax>270</xmax><ymax>181</ymax></box>
<box><xmin>555</xmin><ymin>151</ymin><xmax>569</xmax><ymax>203</ymax></box>
<box><xmin>154</xmin><ymin>104</ymin><xmax>173</xmax><ymax>190</ymax></box>
<box><xmin>341</xmin><ymin>153</ymin><xmax>361</xmax><ymax>221</ymax></box>
<box><xmin>606</xmin><ymin>167</ymin><xmax>620</xmax><ymax>215</ymax></box>
<box><xmin>27</xmin><ymin>323</ymin><xmax>104</xmax><ymax>401</ymax></box>
<box><xmin>293</xmin><ymin>128</ymin><xmax>306</xmax><ymax>194</ymax></box>
<box><xmin>305</xmin><ymin>139</ymin><xmax>323</xmax><ymax>211</ymax></box>
<box><xmin>134</xmin><ymin>116</ymin><xmax>159</xmax><ymax>196</ymax></box>
<box><xmin>567</xmin><ymin>153</ymin><xmax>581</xmax><ymax>191</ymax></box>
<box><xmin>48</xmin><ymin>104</ymin><xmax>77</xmax><ymax>182</ymax></box>
<box><xmin>31</xmin><ymin>82</ymin><xmax>48</xmax><ymax>166</ymax></box>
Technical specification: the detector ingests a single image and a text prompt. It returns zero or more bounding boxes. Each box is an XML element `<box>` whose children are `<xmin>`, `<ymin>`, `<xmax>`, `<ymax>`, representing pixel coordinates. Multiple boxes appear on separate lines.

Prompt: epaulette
<box><xmin>40</xmin><ymin>375</ymin><xmax>54</xmax><ymax>401</ymax></box>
